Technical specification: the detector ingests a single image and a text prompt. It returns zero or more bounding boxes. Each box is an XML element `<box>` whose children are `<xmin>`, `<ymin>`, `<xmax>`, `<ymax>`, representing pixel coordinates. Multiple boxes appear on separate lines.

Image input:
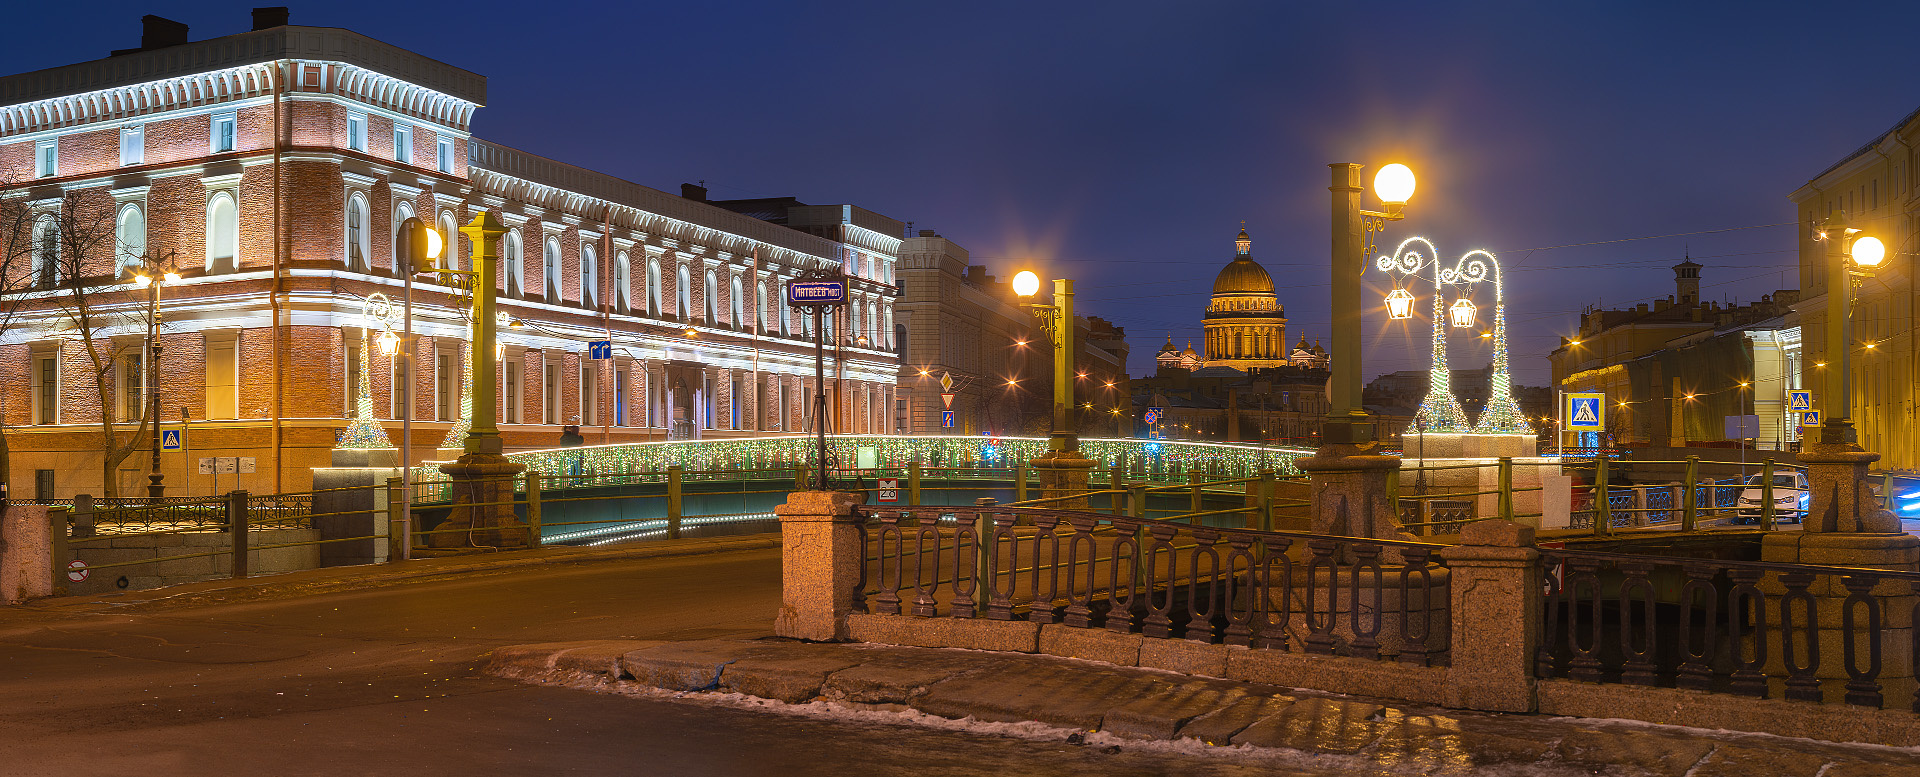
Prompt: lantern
<box><xmin>377</xmin><ymin>330</ymin><xmax>399</xmax><ymax>356</ymax></box>
<box><xmin>1448</xmin><ymin>298</ymin><xmax>1477</xmax><ymax>328</ymax></box>
<box><xmin>1385</xmin><ymin>288</ymin><xmax>1415</xmax><ymax>320</ymax></box>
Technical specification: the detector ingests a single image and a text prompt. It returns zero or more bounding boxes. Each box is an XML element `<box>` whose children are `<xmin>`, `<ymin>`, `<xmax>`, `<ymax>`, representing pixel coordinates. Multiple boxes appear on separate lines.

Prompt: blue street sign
<box><xmin>786</xmin><ymin>279</ymin><xmax>847</xmax><ymax>306</ymax></box>
<box><xmin>587</xmin><ymin>340</ymin><xmax>613</xmax><ymax>360</ymax></box>
<box><xmin>1788</xmin><ymin>390</ymin><xmax>1812</xmax><ymax>413</ymax></box>
<box><xmin>161</xmin><ymin>428</ymin><xmax>184</xmax><ymax>451</ymax></box>
<box><xmin>1799</xmin><ymin>410</ymin><xmax>1822</xmax><ymax>428</ymax></box>
<box><xmin>1566</xmin><ymin>393</ymin><xmax>1604</xmax><ymax>430</ymax></box>
<box><xmin>941</xmin><ymin>410</ymin><xmax>954</xmax><ymax>428</ymax></box>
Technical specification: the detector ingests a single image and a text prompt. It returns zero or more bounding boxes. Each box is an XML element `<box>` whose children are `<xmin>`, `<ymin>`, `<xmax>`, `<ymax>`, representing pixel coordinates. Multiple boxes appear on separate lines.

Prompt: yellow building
<box><xmin>1790</xmin><ymin>109</ymin><xmax>1920</xmax><ymax>468</ymax></box>
<box><xmin>1203</xmin><ymin>229</ymin><xmax>1289</xmax><ymax>369</ymax></box>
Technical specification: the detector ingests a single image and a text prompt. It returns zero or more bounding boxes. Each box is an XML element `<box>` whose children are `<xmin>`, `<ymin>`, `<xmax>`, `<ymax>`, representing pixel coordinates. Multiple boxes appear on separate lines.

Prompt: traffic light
<box><xmin>397</xmin><ymin>216</ymin><xmax>443</xmax><ymax>276</ymax></box>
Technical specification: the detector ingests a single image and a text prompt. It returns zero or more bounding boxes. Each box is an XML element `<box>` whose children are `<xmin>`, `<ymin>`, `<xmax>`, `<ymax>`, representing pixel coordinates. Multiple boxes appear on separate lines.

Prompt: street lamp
<box><xmin>1447</xmin><ymin>298</ymin><xmax>1477</xmax><ymax>328</ymax></box>
<box><xmin>1324</xmin><ymin>162</ymin><xmax>1412</xmax><ymax>445</ymax></box>
<box><xmin>134</xmin><ymin>267</ymin><xmax>180</xmax><ymax>499</ymax></box>
<box><xmin>1384</xmin><ymin>287</ymin><xmax>1415</xmax><ymax>320</ymax></box>
<box><xmin>1012</xmin><ymin>270</ymin><xmax>1080</xmax><ymax>455</ymax></box>
<box><xmin>1814</xmin><ymin>218</ymin><xmax>1882</xmax><ymax>446</ymax></box>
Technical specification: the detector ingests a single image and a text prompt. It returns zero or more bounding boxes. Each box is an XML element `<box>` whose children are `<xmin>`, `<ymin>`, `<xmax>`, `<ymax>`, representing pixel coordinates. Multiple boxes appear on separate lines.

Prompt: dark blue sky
<box><xmin>13</xmin><ymin>2</ymin><xmax>1918</xmax><ymax>385</ymax></box>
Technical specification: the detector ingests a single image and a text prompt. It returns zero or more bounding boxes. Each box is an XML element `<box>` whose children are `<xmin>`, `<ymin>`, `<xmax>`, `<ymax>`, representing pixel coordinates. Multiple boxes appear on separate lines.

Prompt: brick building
<box><xmin>0</xmin><ymin>12</ymin><xmax>900</xmax><ymax>498</ymax></box>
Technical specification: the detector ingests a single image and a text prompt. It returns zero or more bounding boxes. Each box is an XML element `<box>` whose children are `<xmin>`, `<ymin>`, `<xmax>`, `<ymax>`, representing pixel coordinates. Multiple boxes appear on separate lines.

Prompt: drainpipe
<box><xmin>270</xmin><ymin>60</ymin><xmax>285</xmax><ymax>494</ymax></box>
<box><xmin>602</xmin><ymin>203</ymin><xmax>613</xmax><ymax>445</ymax></box>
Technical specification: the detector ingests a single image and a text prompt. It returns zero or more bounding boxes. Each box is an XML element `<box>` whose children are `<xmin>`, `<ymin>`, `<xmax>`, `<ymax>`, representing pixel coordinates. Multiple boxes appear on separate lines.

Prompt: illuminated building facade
<box><xmin>1203</xmin><ymin>229</ymin><xmax>1289</xmax><ymax>370</ymax></box>
<box><xmin>0</xmin><ymin>12</ymin><xmax>899</xmax><ymax>498</ymax></box>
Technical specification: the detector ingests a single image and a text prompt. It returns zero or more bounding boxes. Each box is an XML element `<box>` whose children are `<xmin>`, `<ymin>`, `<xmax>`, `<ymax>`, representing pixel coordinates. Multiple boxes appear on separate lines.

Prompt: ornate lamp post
<box><xmin>1013</xmin><ymin>269</ymin><xmax>1094</xmax><ymax>506</ymax></box>
<box><xmin>133</xmin><ymin>266</ymin><xmax>180</xmax><ymax>499</ymax></box>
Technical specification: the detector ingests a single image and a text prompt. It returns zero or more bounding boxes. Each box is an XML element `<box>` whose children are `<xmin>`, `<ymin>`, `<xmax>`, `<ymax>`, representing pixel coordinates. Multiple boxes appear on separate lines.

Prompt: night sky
<box><xmin>12</xmin><ymin>2</ymin><xmax>1920</xmax><ymax>386</ymax></box>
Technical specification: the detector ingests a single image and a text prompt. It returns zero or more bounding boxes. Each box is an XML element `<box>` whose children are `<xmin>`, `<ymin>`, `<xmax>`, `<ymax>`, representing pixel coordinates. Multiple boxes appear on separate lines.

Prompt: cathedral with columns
<box><xmin>1156</xmin><ymin>229</ymin><xmax>1325</xmax><ymax>373</ymax></box>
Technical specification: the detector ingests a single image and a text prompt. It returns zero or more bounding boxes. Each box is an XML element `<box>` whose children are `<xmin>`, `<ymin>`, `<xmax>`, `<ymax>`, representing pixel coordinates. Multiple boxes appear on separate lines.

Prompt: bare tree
<box><xmin>0</xmin><ymin>188</ymin><xmax>155</xmax><ymax>503</ymax></box>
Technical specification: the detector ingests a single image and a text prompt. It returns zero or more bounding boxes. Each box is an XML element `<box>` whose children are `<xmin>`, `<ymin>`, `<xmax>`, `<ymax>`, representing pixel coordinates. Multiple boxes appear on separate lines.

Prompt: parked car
<box><xmin>1733</xmin><ymin>472</ymin><xmax>1809</xmax><ymax>524</ymax></box>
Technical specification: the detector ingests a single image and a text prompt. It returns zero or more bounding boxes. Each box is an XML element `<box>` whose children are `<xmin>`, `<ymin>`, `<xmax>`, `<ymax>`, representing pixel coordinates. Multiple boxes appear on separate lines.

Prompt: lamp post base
<box><xmin>1298</xmin><ymin>442</ymin><xmax>1404</xmax><ymax>541</ymax></box>
<box><xmin>147</xmin><ymin>473</ymin><xmax>164</xmax><ymax>502</ymax></box>
<box><xmin>1030</xmin><ymin>449</ymin><xmax>1094</xmax><ymax>510</ymax></box>
<box><xmin>433</xmin><ymin>453</ymin><xmax>529</xmax><ymax>548</ymax></box>
<box><xmin>1799</xmin><ymin>425</ymin><xmax>1900</xmax><ymax>533</ymax></box>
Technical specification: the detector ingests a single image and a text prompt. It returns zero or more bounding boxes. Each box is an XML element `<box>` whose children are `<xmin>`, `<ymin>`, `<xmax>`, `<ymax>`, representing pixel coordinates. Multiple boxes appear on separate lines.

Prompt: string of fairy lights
<box><xmin>1378</xmin><ymin>237</ymin><xmax>1530</xmax><ymax>435</ymax></box>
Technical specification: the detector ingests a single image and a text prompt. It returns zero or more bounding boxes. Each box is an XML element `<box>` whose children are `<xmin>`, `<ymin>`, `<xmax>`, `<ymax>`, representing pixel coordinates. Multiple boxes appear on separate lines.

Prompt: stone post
<box><xmin>1297</xmin><ymin>444</ymin><xmax>1403</xmax><ymax>540</ymax></box>
<box><xmin>1030</xmin><ymin>451</ymin><xmax>1094</xmax><ymax>510</ymax></box>
<box><xmin>434</xmin><ymin>212</ymin><xmax>528</xmax><ymax>549</ymax></box>
<box><xmin>774</xmin><ymin>490</ymin><xmax>866</xmax><ymax>641</ymax></box>
<box><xmin>0</xmin><ymin>505</ymin><xmax>54</xmax><ymax>603</ymax></box>
<box><xmin>1438</xmin><ymin>519</ymin><xmax>1540</xmax><ymax>712</ymax></box>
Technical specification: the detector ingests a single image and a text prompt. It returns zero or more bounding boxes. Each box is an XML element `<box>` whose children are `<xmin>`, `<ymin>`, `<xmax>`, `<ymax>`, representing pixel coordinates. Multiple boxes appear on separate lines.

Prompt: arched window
<box><xmin>504</xmin><ymin>230</ymin><xmax>523</xmax><ymax>297</ymax></box>
<box><xmin>703</xmin><ymin>270</ymin><xmax>719</xmax><ymax>324</ymax></box>
<box><xmin>867</xmin><ymin>302</ymin><xmax>878</xmax><ymax>345</ymax></box>
<box><xmin>543</xmin><ymin>235</ymin><xmax>561</xmax><ymax>299</ymax></box>
<box><xmin>32</xmin><ymin>216</ymin><xmax>58</xmax><ymax>287</ymax></box>
<box><xmin>391</xmin><ymin>200</ymin><xmax>415</xmax><ymax>274</ymax></box>
<box><xmin>581</xmin><ymin>243</ymin><xmax>598</xmax><ymax>308</ymax></box>
<box><xmin>116</xmin><ymin>203</ymin><xmax>146</xmax><ymax>279</ymax></box>
<box><xmin>883</xmin><ymin>305</ymin><xmax>893</xmax><ymax>350</ymax></box>
<box><xmin>345</xmin><ymin>194</ymin><xmax>370</xmax><ymax>272</ymax></box>
<box><xmin>849</xmin><ymin>303</ymin><xmax>862</xmax><ymax>345</ymax></box>
<box><xmin>438</xmin><ymin>211</ymin><xmax>460</xmax><ymax>271</ymax></box>
<box><xmin>206</xmin><ymin>191</ymin><xmax>238</xmax><ymax>274</ymax></box>
<box><xmin>614</xmin><ymin>252</ymin><xmax>631</xmax><ymax>312</ymax></box>
<box><xmin>647</xmin><ymin>256</ymin><xmax>662</xmax><ymax>316</ymax></box>
<box><xmin>757</xmin><ymin>280</ymin><xmax>769</xmax><ymax>333</ymax></box>
<box><xmin>676</xmin><ymin>265</ymin><xmax>691</xmax><ymax>320</ymax></box>
<box><xmin>779</xmin><ymin>287</ymin><xmax>791</xmax><ymax>336</ymax></box>
<box><xmin>729</xmin><ymin>275</ymin><xmax>743</xmax><ymax>328</ymax></box>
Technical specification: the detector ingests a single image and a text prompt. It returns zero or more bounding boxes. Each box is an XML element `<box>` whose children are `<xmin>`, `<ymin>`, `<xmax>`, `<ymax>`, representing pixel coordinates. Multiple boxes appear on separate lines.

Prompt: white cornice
<box><xmin>341</xmin><ymin>171</ymin><xmax>378</xmax><ymax>188</ymax></box>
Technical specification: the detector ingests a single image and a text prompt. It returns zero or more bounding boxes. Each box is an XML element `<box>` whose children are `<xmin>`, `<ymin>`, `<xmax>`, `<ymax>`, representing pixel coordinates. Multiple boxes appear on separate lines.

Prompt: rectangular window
<box><xmin>614</xmin><ymin>368</ymin><xmax>627</xmax><ymax>426</ymax></box>
<box><xmin>436</xmin><ymin>138</ymin><xmax>454</xmax><ymax>173</ymax></box>
<box><xmin>32</xmin><ymin>356</ymin><xmax>57</xmax><ymax>424</ymax></box>
<box><xmin>437</xmin><ymin>351</ymin><xmax>454</xmax><ymax>421</ymax></box>
<box><xmin>205</xmin><ymin>339</ymin><xmax>238</xmax><ymax>420</ymax></box>
<box><xmin>391</xmin><ymin>360</ymin><xmax>411</xmax><ymax>420</ymax></box>
<box><xmin>543</xmin><ymin>361</ymin><xmax>559</xmax><ymax>425</ymax></box>
<box><xmin>35</xmin><ymin>140</ymin><xmax>56</xmax><ymax>178</ymax></box>
<box><xmin>506</xmin><ymin>361</ymin><xmax>522</xmax><ymax>424</ymax></box>
<box><xmin>393</xmin><ymin>125</ymin><xmax>412</xmax><ymax>164</ymax></box>
<box><xmin>34</xmin><ymin>470</ymin><xmax>54</xmax><ymax>501</ymax></box>
<box><xmin>120</xmin><ymin>349</ymin><xmax>146</xmax><ymax>422</ymax></box>
<box><xmin>120</xmin><ymin>125</ymin><xmax>144</xmax><ymax>166</ymax></box>
<box><xmin>347</xmin><ymin>113</ymin><xmax>367</xmax><ymax>152</ymax></box>
<box><xmin>346</xmin><ymin>342</ymin><xmax>362</xmax><ymax>418</ymax></box>
<box><xmin>581</xmin><ymin>364</ymin><xmax>599</xmax><ymax>426</ymax></box>
<box><xmin>731</xmin><ymin>374</ymin><xmax>742</xmax><ymax>430</ymax></box>
<box><xmin>211</xmin><ymin>112</ymin><xmax>237</xmax><ymax>153</ymax></box>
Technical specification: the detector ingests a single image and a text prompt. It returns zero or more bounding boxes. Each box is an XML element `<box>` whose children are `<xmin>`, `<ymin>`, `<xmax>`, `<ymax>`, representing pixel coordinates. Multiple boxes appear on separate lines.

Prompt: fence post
<box><xmin>1130</xmin><ymin>484</ymin><xmax>1146</xmax><ymax>519</ymax></box>
<box><xmin>667</xmin><ymin>465</ymin><xmax>684</xmax><ymax>540</ymax></box>
<box><xmin>773</xmin><ymin>491</ymin><xmax>865</xmax><ymax>640</ymax></box>
<box><xmin>525</xmin><ymin>470</ymin><xmax>543</xmax><ymax>548</ymax></box>
<box><xmin>47</xmin><ymin>507</ymin><xmax>70</xmax><ymax>595</ymax></box>
<box><xmin>228</xmin><ymin>489</ymin><xmax>249</xmax><ymax>579</ymax></box>
<box><xmin>385</xmin><ymin>477</ymin><xmax>410</xmax><ymax>563</ymax></box>
<box><xmin>1681</xmin><ymin>455</ymin><xmax>1698</xmax><ymax>531</ymax></box>
<box><xmin>1439</xmin><ymin>520</ymin><xmax>1541</xmax><ymax>712</ymax></box>
<box><xmin>1760</xmin><ymin>458</ymin><xmax>1776</xmax><ymax>531</ymax></box>
<box><xmin>1630</xmin><ymin>486</ymin><xmax>1647</xmax><ymax>527</ymax></box>
<box><xmin>1594</xmin><ymin>457</ymin><xmax>1612</xmax><ymax>536</ymax></box>
<box><xmin>1015</xmin><ymin>461</ymin><xmax>1029</xmax><ymax>504</ymax></box>
<box><xmin>1259</xmin><ymin>470</ymin><xmax>1275</xmax><ymax>532</ymax></box>
<box><xmin>1189</xmin><ymin>470</ymin><xmax>1204</xmax><ymax>517</ymax></box>
<box><xmin>907</xmin><ymin>462</ymin><xmax>922</xmax><ymax>506</ymax></box>
<box><xmin>72</xmin><ymin>494</ymin><xmax>95</xmax><ymax>538</ymax></box>
<box><xmin>1109</xmin><ymin>464</ymin><xmax>1125</xmax><ymax>516</ymax></box>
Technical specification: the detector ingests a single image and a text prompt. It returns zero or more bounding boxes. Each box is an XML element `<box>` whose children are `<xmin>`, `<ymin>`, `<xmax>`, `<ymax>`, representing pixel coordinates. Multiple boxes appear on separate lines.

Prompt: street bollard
<box><xmin>228</xmin><ymin>489</ymin><xmax>249</xmax><ymax>579</ymax></box>
<box><xmin>525</xmin><ymin>470</ymin><xmax>543</xmax><ymax>547</ymax></box>
<box><xmin>1682</xmin><ymin>456</ymin><xmax>1698</xmax><ymax>531</ymax></box>
<box><xmin>667</xmin><ymin>465</ymin><xmax>683</xmax><ymax>540</ymax></box>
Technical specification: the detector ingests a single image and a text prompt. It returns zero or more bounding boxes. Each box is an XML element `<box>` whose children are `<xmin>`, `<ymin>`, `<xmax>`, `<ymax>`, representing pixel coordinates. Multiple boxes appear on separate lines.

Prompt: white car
<box><xmin>1734</xmin><ymin>472</ymin><xmax>1809</xmax><ymax>524</ymax></box>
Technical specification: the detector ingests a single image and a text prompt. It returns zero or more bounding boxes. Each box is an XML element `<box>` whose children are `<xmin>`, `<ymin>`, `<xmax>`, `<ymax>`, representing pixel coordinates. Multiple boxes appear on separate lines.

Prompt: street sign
<box><xmin>938</xmin><ymin>372</ymin><xmax>954</xmax><ymax>392</ymax></box>
<box><xmin>66</xmin><ymin>559</ymin><xmax>88</xmax><ymax>583</ymax></box>
<box><xmin>941</xmin><ymin>410</ymin><xmax>955</xmax><ymax>428</ymax></box>
<box><xmin>1799</xmin><ymin>410</ymin><xmax>1822</xmax><ymax>428</ymax></box>
<box><xmin>1788</xmin><ymin>390</ymin><xmax>1813</xmax><ymax>413</ymax></box>
<box><xmin>198</xmin><ymin>458</ymin><xmax>214</xmax><ymax>474</ymax></box>
<box><xmin>1144</xmin><ymin>407</ymin><xmax>1163</xmax><ymax>425</ymax></box>
<box><xmin>1724</xmin><ymin>415</ymin><xmax>1760</xmax><ymax>440</ymax></box>
<box><xmin>587</xmin><ymin>340</ymin><xmax>613</xmax><ymax>360</ymax></box>
<box><xmin>786</xmin><ymin>279</ymin><xmax>847</xmax><ymax>307</ymax></box>
<box><xmin>1566</xmin><ymin>393</ymin><xmax>1605</xmax><ymax>430</ymax></box>
<box><xmin>161</xmin><ymin>428</ymin><xmax>184</xmax><ymax>451</ymax></box>
<box><xmin>940</xmin><ymin>392</ymin><xmax>955</xmax><ymax>409</ymax></box>
<box><xmin>877</xmin><ymin>478</ymin><xmax>900</xmax><ymax>503</ymax></box>
<box><xmin>239</xmin><ymin>456</ymin><xmax>256</xmax><ymax>474</ymax></box>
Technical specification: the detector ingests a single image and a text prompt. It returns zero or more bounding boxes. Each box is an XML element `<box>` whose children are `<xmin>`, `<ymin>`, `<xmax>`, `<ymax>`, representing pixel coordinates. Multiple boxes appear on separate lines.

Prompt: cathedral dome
<box><xmin>1211</xmin><ymin>228</ymin><xmax>1275</xmax><ymax>295</ymax></box>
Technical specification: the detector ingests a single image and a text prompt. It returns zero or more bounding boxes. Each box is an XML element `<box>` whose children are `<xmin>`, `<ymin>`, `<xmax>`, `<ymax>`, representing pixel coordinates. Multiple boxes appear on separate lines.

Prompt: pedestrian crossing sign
<box><xmin>1788</xmin><ymin>390</ymin><xmax>1812</xmax><ymax>413</ymax></box>
<box><xmin>161</xmin><ymin>428</ymin><xmax>184</xmax><ymax>451</ymax></box>
<box><xmin>1566</xmin><ymin>393</ymin><xmax>1604</xmax><ymax>430</ymax></box>
<box><xmin>1799</xmin><ymin>410</ymin><xmax>1821</xmax><ymax>428</ymax></box>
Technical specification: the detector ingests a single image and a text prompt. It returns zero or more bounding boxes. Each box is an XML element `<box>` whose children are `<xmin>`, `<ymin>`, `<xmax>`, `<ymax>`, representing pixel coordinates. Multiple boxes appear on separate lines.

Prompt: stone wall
<box><xmin>66</xmin><ymin>528</ymin><xmax>320</xmax><ymax>595</ymax></box>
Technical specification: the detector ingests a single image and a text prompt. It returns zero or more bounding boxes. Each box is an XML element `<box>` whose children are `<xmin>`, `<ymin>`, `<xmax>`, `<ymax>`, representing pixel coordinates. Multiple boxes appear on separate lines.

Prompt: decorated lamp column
<box><xmin>1439</xmin><ymin>250</ymin><xmax>1529</xmax><ymax>434</ymax></box>
<box><xmin>337</xmin><ymin>293</ymin><xmax>397</xmax><ymax>452</ymax></box>
<box><xmin>1377</xmin><ymin>237</ymin><xmax>1469</xmax><ymax>432</ymax></box>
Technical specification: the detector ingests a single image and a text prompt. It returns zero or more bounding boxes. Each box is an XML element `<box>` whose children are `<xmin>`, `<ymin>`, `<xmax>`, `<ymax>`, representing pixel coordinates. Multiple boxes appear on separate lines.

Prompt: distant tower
<box><xmin>1673</xmin><ymin>256</ymin><xmax>1701</xmax><ymax>306</ymax></box>
<box><xmin>1202</xmin><ymin>228</ymin><xmax>1287</xmax><ymax>369</ymax></box>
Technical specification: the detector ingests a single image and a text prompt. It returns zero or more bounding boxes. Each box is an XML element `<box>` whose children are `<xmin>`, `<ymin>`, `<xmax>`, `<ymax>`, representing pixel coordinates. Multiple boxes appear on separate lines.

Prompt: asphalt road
<box><xmin>0</xmin><ymin>546</ymin><xmax>1351</xmax><ymax>777</ymax></box>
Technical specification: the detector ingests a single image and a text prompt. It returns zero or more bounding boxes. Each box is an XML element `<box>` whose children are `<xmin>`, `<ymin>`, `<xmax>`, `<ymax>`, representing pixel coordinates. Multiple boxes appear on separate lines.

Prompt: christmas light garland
<box><xmin>337</xmin><ymin>328</ymin><xmax>396</xmax><ymax>450</ymax></box>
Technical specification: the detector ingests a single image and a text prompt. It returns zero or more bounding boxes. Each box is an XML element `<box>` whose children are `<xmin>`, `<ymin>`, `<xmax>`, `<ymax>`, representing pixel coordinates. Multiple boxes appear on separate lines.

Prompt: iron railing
<box><xmin>859</xmin><ymin>505</ymin><xmax>1454</xmax><ymax>665</ymax></box>
<box><xmin>1538</xmin><ymin>548</ymin><xmax>1920</xmax><ymax>710</ymax></box>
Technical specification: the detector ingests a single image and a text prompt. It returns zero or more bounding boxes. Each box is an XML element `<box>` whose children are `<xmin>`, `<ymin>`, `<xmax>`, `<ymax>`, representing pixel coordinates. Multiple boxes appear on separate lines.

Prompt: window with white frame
<box><xmin>346</xmin><ymin>193</ymin><xmax>371</xmax><ymax>272</ymax></box>
<box><xmin>35</xmin><ymin>140</ymin><xmax>56</xmax><ymax>178</ymax></box>
<box><xmin>438</xmin><ymin>212</ymin><xmax>460</xmax><ymax>271</ymax></box>
<box><xmin>647</xmin><ymin>256</ymin><xmax>662</xmax><ymax>316</ymax></box>
<box><xmin>757</xmin><ymin>281</ymin><xmax>769</xmax><ymax>333</ymax></box>
<box><xmin>210</xmin><ymin>112</ymin><xmax>237</xmax><ymax>153</ymax></box>
<box><xmin>347</xmin><ymin>113</ymin><xmax>367</xmax><ymax>152</ymax></box>
<box><xmin>436</xmin><ymin>138</ymin><xmax>454</xmax><ymax>174</ymax></box>
<box><xmin>505</xmin><ymin>360</ymin><xmax>522</xmax><ymax>424</ymax></box>
<box><xmin>729</xmin><ymin>276</ymin><xmax>743</xmax><ymax>328</ymax></box>
<box><xmin>780</xmin><ymin>285</ymin><xmax>791</xmax><ymax>336</ymax></box>
<box><xmin>31</xmin><ymin>216</ymin><xmax>59</xmax><ymax>286</ymax></box>
<box><xmin>581</xmin><ymin>243</ymin><xmax>598</xmax><ymax>308</ymax></box>
<box><xmin>676</xmin><ymin>265</ymin><xmax>691</xmax><ymax>320</ymax></box>
<box><xmin>704</xmin><ymin>270</ymin><xmax>718</xmax><ymax>324</ymax></box>
<box><xmin>614</xmin><ymin>252</ymin><xmax>631</xmax><ymax>312</ymax></box>
<box><xmin>120</xmin><ymin>125</ymin><xmax>143</xmax><ymax>166</ymax></box>
<box><xmin>580</xmin><ymin>363</ymin><xmax>599</xmax><ymax>426</ymax></box>
<box><xmin>393</xmin><ymin>124</ymin><xmax>412</xmax><ymax>164</ymax></box>
<box><xmin>505</xmin><ymin>230</ymin><xmax>524</xmax><ymax>297</ymax></box>
<box><xmin>542</xmin><ymin>360</ymin><xmax>559</xmax><ymax>425</ymax></box>
<box><xmin>543</xmin><ymin>235</ymin><xmax>561</xmax><ymax>299</ymax></box>
<box><xmin>392</xmin><ymin>200</ymin><xmax>416</xmax><ymax>272</ymax></box>
<box><xmin>205</xmin><ymin>191</ymin><xmax>238</xmax><ymax>274</ymax></box>
<box><xmin>116</xmin><ymin>203</ymin><xmax>146</xmax><ymax>279</ymax></box>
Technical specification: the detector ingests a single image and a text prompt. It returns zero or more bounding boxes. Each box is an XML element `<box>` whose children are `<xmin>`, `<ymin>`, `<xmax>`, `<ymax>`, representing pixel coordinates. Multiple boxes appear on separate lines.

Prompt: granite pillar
<box><xmin>775</xmin><ymin>490</ymin><xmax>866</xmax><ymax>641</ymax></box>
<box><xmin>1438</xmin><ymin>519</ymin><xmax>1541</xmax><ymax>712</ymax></box>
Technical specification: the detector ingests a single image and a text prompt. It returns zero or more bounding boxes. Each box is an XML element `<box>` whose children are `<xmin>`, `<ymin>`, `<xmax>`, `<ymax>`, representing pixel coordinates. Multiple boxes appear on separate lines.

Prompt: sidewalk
<box><xmin>6</xmin><ymin>534</ymin><xmax>780</xmax><ymax>617</ymax></box>
<box><xmin>489</xmin><ymin>638</ymin><xmax>1916</xmax><ymax>777</ymax></box>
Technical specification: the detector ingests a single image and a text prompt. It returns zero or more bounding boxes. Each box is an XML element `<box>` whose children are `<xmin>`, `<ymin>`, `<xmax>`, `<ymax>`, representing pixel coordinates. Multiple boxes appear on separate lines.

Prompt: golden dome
<box><xmin>1212</xmin><ymin>228</ymin><xmax>1274</xmax><ymax>295</ymax></box>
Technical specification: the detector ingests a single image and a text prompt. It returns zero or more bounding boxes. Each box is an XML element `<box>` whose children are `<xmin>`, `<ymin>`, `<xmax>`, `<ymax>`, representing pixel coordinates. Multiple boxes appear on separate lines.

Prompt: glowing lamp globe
<box><xmin>133</xmin><ymin>275</ymin><xmax>153</xmax><ymax>288</ymax></box>
<box><xmin>1374</xmin><ymin>164</ymin><xmax>1416</xmax><ymax>206</ymax></box>
<box><xmin>163</xmin><ymin>271</ymin><xmax>181</xmax><ymax>283</ymax></box>
<box><xmin>1012</xmin><ymin>270</ymin><xmax>1041</xmax><ymax>298</ymax></box>
<box><xmin>424</xmin><ymin>226</ymin><xmax>444</xmax><ymax>259</ymax></box>
<box><xmin>1448</xmin><ymin>298</ymin><xmax>1477</xmax><ymax>328</ymax></box>
<box><xmin>1384</xmin><ymin>288</ymin><xmax>1415</xmax><ymax>319</ymax></box>
<box><xmin>1852</xmin><ymin>235</ymin><xmax>1886</xmax><ymax>268</ymax></box>
<box><xmin>377</xmin><ymin>331</ymin><xmax>400</xmax><ymax>356</ymax></box>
